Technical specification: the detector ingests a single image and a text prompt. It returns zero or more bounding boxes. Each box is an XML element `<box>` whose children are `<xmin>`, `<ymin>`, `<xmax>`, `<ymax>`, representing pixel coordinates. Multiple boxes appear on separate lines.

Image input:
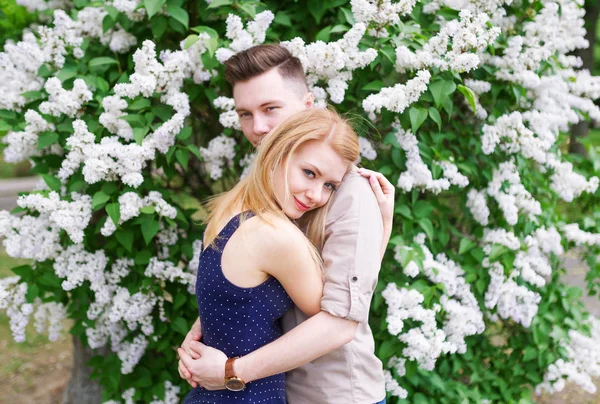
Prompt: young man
<box><xmin>178</xmin><ymin>44</ymin><xmax>393</xmax><ymax>404</ymax></box>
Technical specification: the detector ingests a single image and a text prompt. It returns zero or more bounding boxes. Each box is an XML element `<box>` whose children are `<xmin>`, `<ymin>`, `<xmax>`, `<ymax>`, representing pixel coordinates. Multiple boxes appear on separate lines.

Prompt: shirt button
<box><xmin>352</xmin><ymin>276</ymin><xmax>358</xmax><ymax>282</ymax></box>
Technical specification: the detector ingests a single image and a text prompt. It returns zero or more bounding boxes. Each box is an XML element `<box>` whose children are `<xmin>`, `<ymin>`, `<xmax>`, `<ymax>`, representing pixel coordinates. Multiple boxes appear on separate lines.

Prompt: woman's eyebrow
<box><xmin>304</xmin><ymin>161</ymin><xmax>322</xmax><ymax>176</ymax></box>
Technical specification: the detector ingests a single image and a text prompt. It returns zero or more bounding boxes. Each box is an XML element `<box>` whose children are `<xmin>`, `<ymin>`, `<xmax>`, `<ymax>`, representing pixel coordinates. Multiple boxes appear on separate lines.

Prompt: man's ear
<box><xmin>303</xmin><ymin>92</ymin><xmax>314</xmax><ymax>109</ymax></box>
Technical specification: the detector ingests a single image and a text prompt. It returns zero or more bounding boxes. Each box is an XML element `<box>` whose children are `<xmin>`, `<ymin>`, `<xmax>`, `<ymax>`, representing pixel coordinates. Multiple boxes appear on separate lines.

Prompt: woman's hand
<box><xmin>179</xmin><ymin>318</ymin><xmax>202</xmax><ymax>387</ymax></box>
<box><xmin>357</xmin><ymin>168</ymin><xmax>395</xmax><ymax>258</ymax></box>
<box><xmin>177</xmin><ymin>342</ymin><xmax>228</xmax><ymax>390</ymax></box>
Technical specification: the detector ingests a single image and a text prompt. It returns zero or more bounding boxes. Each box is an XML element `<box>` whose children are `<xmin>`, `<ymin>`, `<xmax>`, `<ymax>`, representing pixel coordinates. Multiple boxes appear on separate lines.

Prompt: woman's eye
<box><xmin>324</xmin><ymin>183</ymin><xmax>337</xmax><ymax>192</ymax></box>
<box><xmin>303</xmin><ymin>169</ymin><xmax>315</xmax><ymax>178</ymax></box>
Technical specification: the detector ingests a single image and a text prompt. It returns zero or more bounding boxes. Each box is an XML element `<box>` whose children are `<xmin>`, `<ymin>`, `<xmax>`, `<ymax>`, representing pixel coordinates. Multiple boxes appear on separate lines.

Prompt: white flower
<box><xmin>200</xmin><ymin>135</ymin><xmax>237</xmax><ymax>180</ymax></box>
<box><xmin>363</xmin><ymin>70</ymin><xmax>430</xmax><ymax>117</ymax></box>
<box><xmin>216</xmin><ymin>11</ymin><xmax>275</xmax><ymax>63</ymax></box>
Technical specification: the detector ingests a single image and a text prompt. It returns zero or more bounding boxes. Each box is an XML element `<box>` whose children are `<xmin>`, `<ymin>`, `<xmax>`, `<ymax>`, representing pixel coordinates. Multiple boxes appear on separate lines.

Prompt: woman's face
<box><xmin>273</xmin><ymin>140</ymin><xmax>348</xmax><ymax>219</ymax></box>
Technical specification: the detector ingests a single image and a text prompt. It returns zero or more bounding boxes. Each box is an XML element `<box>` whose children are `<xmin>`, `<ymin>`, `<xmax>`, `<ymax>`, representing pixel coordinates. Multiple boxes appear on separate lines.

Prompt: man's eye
<box><xmin>324</xmin><ymin>183</ymin><xmax>337</xmax><ymax>192</ymax></box>
<box><xmin>303</xmin><ymin>169</ymin><xmax>315</xmax><ymax>178</ymax></box>
<box><xmin>266</xmin><ymin>106</ymin><xmax>278</xmax><ymax>112</ymax></box>
<box><xmin>239</xmin><ymin>112</ymin><xmax>250</xmax><ymax>118</ymax></box>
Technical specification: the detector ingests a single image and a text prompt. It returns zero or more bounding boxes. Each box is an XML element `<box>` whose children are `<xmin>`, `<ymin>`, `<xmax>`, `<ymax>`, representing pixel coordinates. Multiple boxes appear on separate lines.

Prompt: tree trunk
<box><xmin>569</xmin><ymin>1</ymin><xmax>600</xmax><ymax>156</ymax></box>
<box><xmin>61</xmin><ymin>336</ymin><xmax>108</xmax><ymax>404</ymax></box>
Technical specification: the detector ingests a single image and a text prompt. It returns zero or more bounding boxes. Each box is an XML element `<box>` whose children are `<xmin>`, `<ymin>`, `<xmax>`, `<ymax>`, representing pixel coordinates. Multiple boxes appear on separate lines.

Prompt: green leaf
<box><xmin>105</xmin><ymin>5</ymin><xmax>119</xmax><ymax>20</ymax></box>
<box><xmin>140</xmin><ymin>206</ymin><xmax>155</xmax><ymax>214</ymax></box>
<box><xmin>177</xmin><ymin>127</ymin><xmax>192</xmax><ymax>141</ymax></box>
<box><xmin>340</xmin><ymin>7</ymin><xmax>355</xmax><ymax>25</ymax></box>
<box><xmin>190</xmin><ymin>26</ymin><xmax>219</xmax><ymax>57</ymax></box>
<box><xmin>413</xmin><ymin>201</ymin><xmax>435</xmax><ymax>219</ymax></box>
<box><xmin>458</xmin><ymin>84</ymin><xmax>477</xmax><ymax>112</ymax></box>
<box><xmin>102</xmin><ymin>182</ymin><xmax>118</xmax><ymax>195</ymax></box>
<box><xmin>89</xmin><ymin>57</ymin><xmax>118</xmax><ymax>68</ymax></box>
<box><xmin>102</xmin><ymin>14</ymin><xmax>116</xmax><ymax>33</ymax></box>
<box><xmin>26</xmin><ymin>284</ymin><xmax>40</xmax><ymax>303</ymax></box>
<box><xmin>274</xmin><ymin>12</ymin><xmax>292</xmax><ymax>27</ymax></box>
<box><xmin>418</xmin><ymin>218</ymin><xmax>434</xmax><ymax>242</ymax></box>
<box><xmin>92</xmin><ymin>191</ymin><xmax>110</xmax><ymax>210</ymax></box>
<box><xmin>37</xmin><ymin>131</ymin><xmax>59</xmax><ymax>150</ymax></box>
<box><xmin>428</xmin><ymin>107</ymin><xmax>442</xmax><ymax>131</ymax></box>
<box><xmin>57</xmin><ymin>65</ymin><xmax>78</xmax><ymax>82</ymax></box>
<box><xmin>172</xmin><ymin>317</ymin><xmax>188</xmax><ymax>335</ymax></box>
<box><xmin>134</xmin><ymin>249</ymin><xmax>152</xmax><ymax>265</ymax></box>
<box><xmin>175</xmin><ymin>149</ymin><xmax>190</xmax><ymax>170</ymax></box>
<box><xmin>395</xmin><ymin>204</ymin><xmax>413</xmax><ymax>219</ymax></box>
<box><xmin>42</xmin><ymin>174</ymin><xmax>61</xmax><ymax>192</ymax></box>
<box><xmin>128</xmin><ymin>98</ymin><xmax>151</xmax><ymax>111</ymax></box>
<box><xmin>167</xmin><ymin>5</ymin><xmax>189</xmax><ymax>29</ymax></box>
<box><xmin>187</xmin><ymin>144</ymin><xmax>202</xmax><ymax>160</ymax></box>
<box><xmin>395</xmin><ymin>246</ymin><xmax>415</xmax><ymax>268</ymax></box>
<box><xmin>429</xmin><ymin>79</ymin><xmax>456</xmax><ymax>108</ymax></box>
<box><xmin>239</xmin><ymin>2</ymin><xmax>256</xmax><ymax>17</ymax></box>
<box><xmin>362</xmin><ymin>80</ymin><xmax>385</xmax><ymax>92</ymax></box>
<box><xmin>141</xmin><ymin>218</ymin><xmax>160</xmax><ymax>245</ymax></box>
<box><xmin>488</xmin><ymin>244</ymin><xmax>508</xmax><ymax>261</ymax></box>
<box><xmin>459</xmin><ymin>238</ymin><xmax>476</xmax><ymax>255</ymax></box>
<box><xmin>207</xmin><ymin>0</ymin><xmax>233</xmax><ymax>8</ymax></box>
<box><xmin>144</xmin><ymin>0</ymin><xmax>166</xmax><ymax>18</ymax></box>
<box><xmin>409</xmin><ymin>107</ymin><xmax>428</xmax><ymax>133</ymax></box>
<box><xmin>115</xmin><ymin>228</ymin><xmax>134</xmax><ymax>252</ymax></box>
<box><xmin>523</xmin><ymin>346</ymin><xmax>537</xmax><ymax>362</ymax></box>
<box><xmin>330</xmin><ymin>24</ymin><xmax>349</xmax><ymax>34</ymax></box>
<box><xmin>38</xmin><ymin>271</ymin><xmax>62</xmax><ymax>288</ymax></box>
<box><xmin>183</xmin><ymin>34</ymin><xmax>199</xmax><ymax>50</ymax></box>
<box><xmin>12</xmin><ymin>265</ymin><xmax>33</xmax><ymax>280</ymax></box>
<box><xmin>173</xmin><ymin>293</ymin><xmax>187</xmax><ymax>311</ymax></box>
<box><xmin>95</xmin><ymin>76</ymin><xmax>109</xmax><ymax>93</ymax></box>
<box><xmin>106</xmin><ymin>203</ymin><xmax>121</xmax><ymax>226</ymax></box>
<box><xmin>133</xmin><ymin>127</ymin><xmax>149</xmax><ymax>145</ymax></box>
<box><xmin>151</xmin><ymin>15</ymin><xmax>168</xmax><ymax>39</ymax></box>
<box><xmin>315</xmin><ymin>26</ymin><xmax>332</xmax><ymax>42</ymax></box>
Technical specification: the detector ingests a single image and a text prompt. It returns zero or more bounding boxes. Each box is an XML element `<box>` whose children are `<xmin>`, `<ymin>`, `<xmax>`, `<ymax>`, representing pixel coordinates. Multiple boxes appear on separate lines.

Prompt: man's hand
<box><xmin>178</xmin><ymin>319</ymin><xmax>202</xmax><ymax>387</ymax></box>
<box><xmin>357</xmin><ymin>168</ymin><xmax>395</xmax><ymax>256</ymax></box>
<box><xmin>177</xmin><ymin>342</ymin><xmax>228</xmax><ymax>390</ymax></box>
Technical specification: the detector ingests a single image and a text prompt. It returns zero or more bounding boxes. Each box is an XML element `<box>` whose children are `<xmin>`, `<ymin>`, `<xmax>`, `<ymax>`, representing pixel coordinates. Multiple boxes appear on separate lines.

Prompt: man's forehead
<box><xmin>234</xmin><ymin>93</ymin><xmax>286</xmax><ymax>111</ymax></box>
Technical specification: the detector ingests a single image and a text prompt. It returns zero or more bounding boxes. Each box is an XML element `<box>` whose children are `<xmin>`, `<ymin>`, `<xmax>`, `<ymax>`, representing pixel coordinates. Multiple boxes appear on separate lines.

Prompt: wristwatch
<box><xmin>224</xmin><ymin>357</ymin><xmax>246</xmax><ymax>391</ymax></box>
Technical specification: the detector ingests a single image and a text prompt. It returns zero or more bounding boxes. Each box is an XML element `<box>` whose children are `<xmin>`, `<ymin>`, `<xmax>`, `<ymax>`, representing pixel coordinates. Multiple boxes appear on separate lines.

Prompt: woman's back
<box><xmin>183</xmin><ymin>212</ymin><xmax>293</xmax><ymax>404</ymax></box>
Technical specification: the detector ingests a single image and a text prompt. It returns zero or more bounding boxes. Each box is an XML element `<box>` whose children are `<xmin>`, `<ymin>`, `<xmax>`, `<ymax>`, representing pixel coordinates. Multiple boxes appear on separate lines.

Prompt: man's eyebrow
<box><xmin>235</xmin><ymin>101</ymin><xmax>283</xmax><ymax>113</ymax></box>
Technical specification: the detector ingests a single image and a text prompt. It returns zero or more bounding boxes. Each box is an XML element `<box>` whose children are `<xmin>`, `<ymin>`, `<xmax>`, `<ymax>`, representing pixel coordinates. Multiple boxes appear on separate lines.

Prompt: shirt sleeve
<box><xmin>320</xmin><ymin>172</ymin><xmax>384</xmax><ymax>323</ymax></box>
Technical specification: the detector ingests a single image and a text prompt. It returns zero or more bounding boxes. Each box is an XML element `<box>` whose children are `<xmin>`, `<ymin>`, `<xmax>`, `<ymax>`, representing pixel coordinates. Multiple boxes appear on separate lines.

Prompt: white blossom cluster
<box><xmin>16</xmin><ymin>0</ymin><xmax>71</xmax><ymax>11</ymax></box>
<box><xmin>53</xmin><ymin>244</ymin><xmax>109</xmax><ymax>298</ymax></box>
<box><xmin>351</xmin><ymin>0</ymin><xmax>416</xmax><ymax>30</ymax></box>
<box><xmin>104</xmin><ymin>381</ymin><xmax>180</xmax><ymax>404</ymax></box>
<box><xmin>239</xmin><ymin>152</ymin><xmax>257</xmax><ymax>180</ymax></box>
<box><xmin>33</xmin><ymin>299</ymin><xmax>68</xmax><ymax>341</ymax></box>
<box><xmin>215</xmin><ymin>11</ymin><xmax>275</xmax><ymax>63</ymax></box>
<box><xmin>101</xmin><ymin>191</ymin><xmax>177</xmax><ymax>236</ymax></box>
<box><xmin>383</xmin><ymin>369</ymin><xmax>409</xmax><ymax>399</ymax></box>
<box><xmin>0</xmin><ymin>276</ymin><xmax>68</xmax><ymax>343</ymax></box>
<box><xmin>485</xmin><ymin>0</ymin><xmax>587</xmax><ymax>89</ymax></box>
<box><xmin>0</xmin><ymin>32</ymin><xmax>45</xmax><ymax>111</ymax></box>
<box><xmin>39</xmin><ymin>77</ymin><xmax>93</xmax><ymax>117</ymax></box>
<box><xmin>481</xmin><ymin>227</ymin><xmax>561</xmax><ymax>327</ymax></box>
<box><xmin>486</xmin><ymin>159</ymin><xmax>542</xmax><ymax>225</ymax></box>
<box><xmin>394</xmin><ymin>236</ymin><xmax>484</xmax><ymax>355</ymax></box>
<box><xmin>283</xmin><ymin>24</ymin><xmax>377</xmax><ymax>104</ymax></box>
<box><xmin>145</xmin><ymin>257</ymin><xmax>196</xmax><ymax>292</ymax></box>
<box><xmin>182</xmin><ymin>33</ymin><xmax>214</xmax><ymax>84</ymax></box>
<box><xmin>545</xmin><ymin>154</ymin><xmax>599</xmax><ymax>203</ymax></box>
<box><xmin>362</xmin><ymin>70</ymin><xmax>430</xmax><ymax>118</ymax></box>
<box><xmin>0</xmin><ymin>277</ymin><xmax>33</xmax><ymax>343</ymax></box>
<box><xmin>199</xmin><ymin>135</ymin><xmax>237</xmax><ymax>180</ymax></box>
<box><xmin>2</xmin><ymin>109</ymin><xmax>61</xmax><ymax>163</ymax></box>
<box><xmin>0</xmin><ymin>210</ymin><xmax>62</xmax><ymax>261</ymax></box>
<box><xmin>187</xmin><ymin>239</ymin><xmax>204</xmax><ymax>279</ymax></box>
<box><xmin>358</xmin><ymin>137</ymin><xmax>377</xmax><ymax>161</ymax></box>
<box><xmin>466</xmin><ymin>188</ymin><xmax>490</xmax><ymax>226</ymax></box>
<box><xmin>118</xmin><ymin>334</ymin><xmax>149</xmax><ymax>374</ymax></box>
<box><xmin>213</xmin><ymin>96</ymin><xmax>241</xmax><ymax>130</ymax></box>
<box><xmin>562</xmin><ymin>223</ymin><xmax>600</xmax><ymax>247</ymax></box>
<box><xmin>99</xmin><ymin>95</ymin><xmax>134</xmax><ymax>140</ymax></box>
<box><xmin>394</xmin><ymin>122</ymin><xmax>469</xmax><ymax>193</ymax></box>
<box><xmin>109</xmin><ymin>287</ymin><xmax>157</xmax><ymax>336</ymax></box>
<box><xmin>17</xmin><ymin>191</ymin><xmax>92</xmax><ymax>244</ymax></box>
<box><xmin>537</xmin><ymin>316</ymin><xmax>600</xmax><ymax>395</ymax></box>
<box><xmin>395</xmin><ymin>10</ymin><xmax>500</xmax><ymax>74</ymax></box>
<box><xmin>111</xmin><ymin>0</ymin><xmax>146</xmax><ymax>22</ymax></box>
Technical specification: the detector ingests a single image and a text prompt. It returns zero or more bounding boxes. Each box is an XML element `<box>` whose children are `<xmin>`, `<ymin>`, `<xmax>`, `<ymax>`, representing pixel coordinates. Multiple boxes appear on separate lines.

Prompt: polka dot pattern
<box><xmin>183</xmin><ymin>212</ymin><xmax>292</xmax><ymax>404</ymax></box>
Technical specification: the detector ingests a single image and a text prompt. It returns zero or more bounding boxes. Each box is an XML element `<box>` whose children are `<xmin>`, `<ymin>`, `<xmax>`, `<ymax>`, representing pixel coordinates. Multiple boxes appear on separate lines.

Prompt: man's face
<box><xmin>233</xmin><ymin>68</ymin><xmax>314</xmax><ymax>146</ymax></box>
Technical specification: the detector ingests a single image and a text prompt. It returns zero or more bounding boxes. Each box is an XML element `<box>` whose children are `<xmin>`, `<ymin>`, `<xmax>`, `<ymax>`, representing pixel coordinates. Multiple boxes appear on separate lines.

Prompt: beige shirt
<box><xmin>282</xmin><ymin>167</ymin><xmax>386</xmax><ymax>404</ymax></box>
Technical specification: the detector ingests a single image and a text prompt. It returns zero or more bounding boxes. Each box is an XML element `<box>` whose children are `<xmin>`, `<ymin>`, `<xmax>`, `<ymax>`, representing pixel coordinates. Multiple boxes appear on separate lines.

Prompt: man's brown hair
<box><xmin>223</xmin><ymin>44</ymin><xmax>308</xmax><ymax>91</ymax></box>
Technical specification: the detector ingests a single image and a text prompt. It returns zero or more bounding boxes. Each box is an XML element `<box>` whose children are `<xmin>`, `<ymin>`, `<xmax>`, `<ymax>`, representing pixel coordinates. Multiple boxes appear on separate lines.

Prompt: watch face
<box><xmin>225</xmin><ymin>378</ymin><xmax>245</xmax><ymax>391</ymax></box>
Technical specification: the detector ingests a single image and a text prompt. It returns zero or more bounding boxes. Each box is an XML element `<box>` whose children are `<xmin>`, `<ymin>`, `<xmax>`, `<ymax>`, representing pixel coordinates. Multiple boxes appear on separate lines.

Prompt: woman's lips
<box><xmin>294</xmin><ymin>197</ymin><xmax>310</xmax><ymax>211</ymax></box>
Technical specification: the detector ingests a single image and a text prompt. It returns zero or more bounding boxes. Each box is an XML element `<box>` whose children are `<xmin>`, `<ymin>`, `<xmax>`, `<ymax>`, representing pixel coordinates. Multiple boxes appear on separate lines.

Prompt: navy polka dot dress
<box><xmin>183</xmin><ymin>212</ymin><xmax>293</xmax><ymax>404</ymax></box>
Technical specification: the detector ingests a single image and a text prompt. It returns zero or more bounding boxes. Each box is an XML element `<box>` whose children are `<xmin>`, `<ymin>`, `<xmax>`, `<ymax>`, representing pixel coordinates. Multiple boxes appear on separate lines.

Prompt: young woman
<box><xmin>181</xmin><ymin>108</ymin><xmax>360</xmax><ymax>403</ymax></box>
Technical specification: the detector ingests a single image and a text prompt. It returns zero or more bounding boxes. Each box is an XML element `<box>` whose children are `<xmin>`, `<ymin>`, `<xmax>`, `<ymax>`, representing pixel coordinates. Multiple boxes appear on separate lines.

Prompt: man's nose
<box><xmin>253</xmin><ymin>116</ymin><xmax>270</xmax><ymax>138</ymax></box>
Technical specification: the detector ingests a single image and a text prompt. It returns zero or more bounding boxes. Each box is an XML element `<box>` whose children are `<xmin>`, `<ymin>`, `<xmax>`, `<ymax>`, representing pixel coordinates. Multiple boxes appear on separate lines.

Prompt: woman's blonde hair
<box><xmin>203</xmin><ymin>107</ymin><xmax>360</xmax><ymax>265</ymax></box>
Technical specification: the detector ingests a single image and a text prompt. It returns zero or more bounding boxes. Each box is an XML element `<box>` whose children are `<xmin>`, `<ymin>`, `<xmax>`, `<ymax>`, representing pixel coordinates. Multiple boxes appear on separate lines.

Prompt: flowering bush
<box><xmin>1</xmin><ymin>0</ymin><xmax>600</xmax><ymax>403</ymax></box>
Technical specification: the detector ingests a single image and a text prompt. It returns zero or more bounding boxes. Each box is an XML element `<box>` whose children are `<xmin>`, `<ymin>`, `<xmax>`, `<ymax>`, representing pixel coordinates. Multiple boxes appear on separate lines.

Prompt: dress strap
<box><xmin>212</xmin><ymin>211</ymin><xmax>255</xmax><ymax>249</ymax></box>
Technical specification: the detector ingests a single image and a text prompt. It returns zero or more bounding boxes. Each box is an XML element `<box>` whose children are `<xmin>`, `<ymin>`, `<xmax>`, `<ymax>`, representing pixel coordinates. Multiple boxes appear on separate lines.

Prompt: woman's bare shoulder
<box><xmin>244</xmin><ymin>213</ymin><xmax>307</xmax><ymax>253</ymax></box>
